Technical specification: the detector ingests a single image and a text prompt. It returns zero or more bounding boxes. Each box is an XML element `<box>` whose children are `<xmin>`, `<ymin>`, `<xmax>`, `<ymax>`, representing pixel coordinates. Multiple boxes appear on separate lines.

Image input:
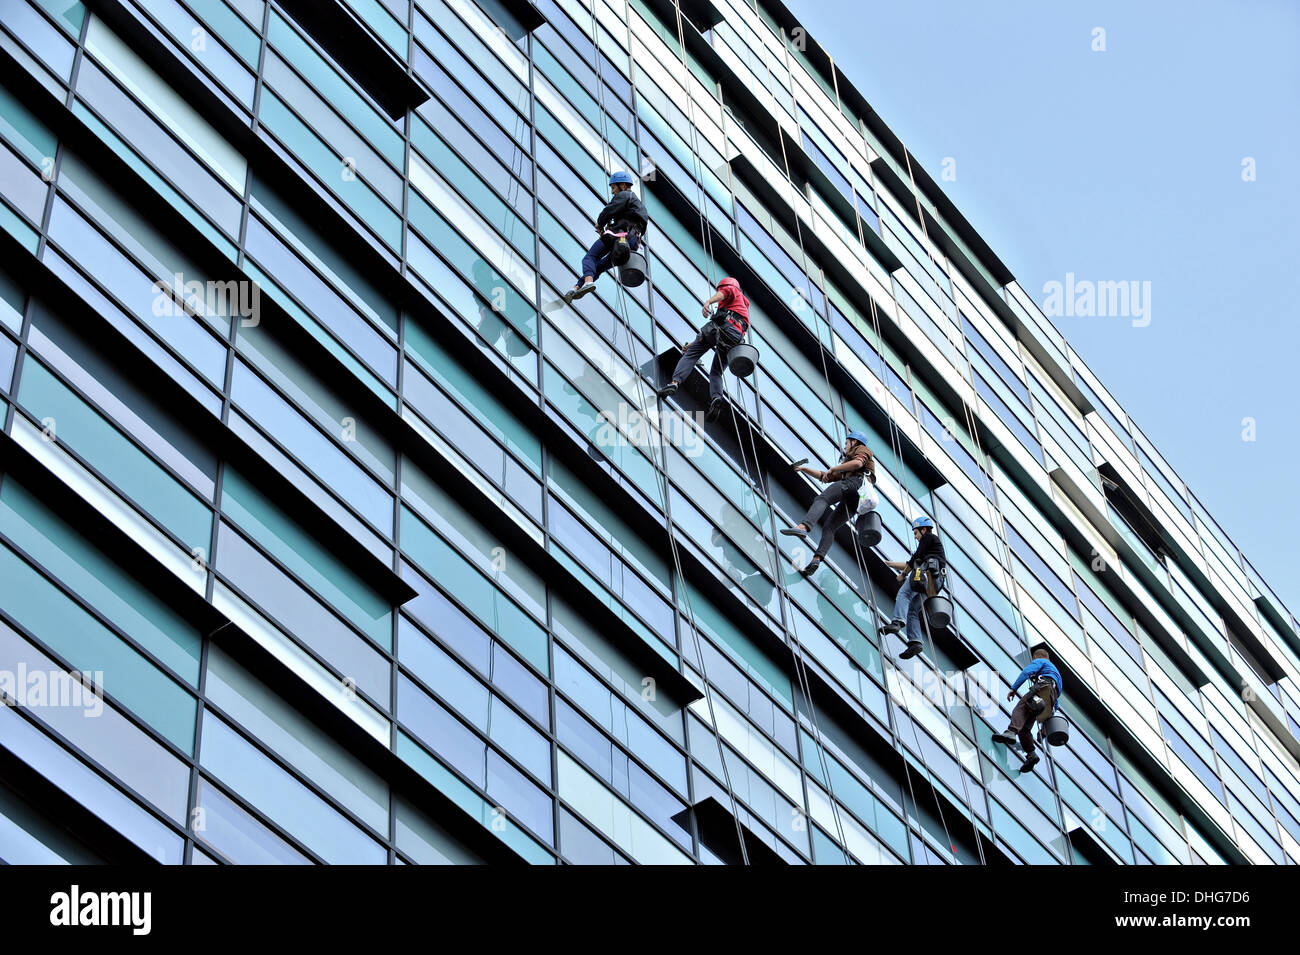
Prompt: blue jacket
<box><xmin>1011</xmin><ymin>659</ymin><xmax>1063</xmax><ymax>699</ymax></box>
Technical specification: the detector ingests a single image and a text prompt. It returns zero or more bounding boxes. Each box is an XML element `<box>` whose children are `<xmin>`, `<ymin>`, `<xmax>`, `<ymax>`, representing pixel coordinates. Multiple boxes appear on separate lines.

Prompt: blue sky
<box><xmin>790</xmin><ymin>0</ymin><xmax>1300</xmax><ymax>616</ymax></box>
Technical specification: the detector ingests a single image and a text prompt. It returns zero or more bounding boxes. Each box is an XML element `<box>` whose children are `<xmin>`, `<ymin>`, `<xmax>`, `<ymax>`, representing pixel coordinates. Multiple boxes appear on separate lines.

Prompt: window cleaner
<box><xmin>993</xmin><ymin>648</ymin><xmax>1065</xmax><ymax>773</ymax></box>
<box><xmin>879</xmin><ymin>516</ymin><xmax>946</xmax><ymax>659</ymax></box>
<box><xmin>564</xmin><ymin>171</ymin><xmax>649</xmax><ymax>303</ymax></box>
<box><xmin>657</xmin><ymin>277</ymin><xmax>751</xmax><ymax>423</ymax></box>
<box><xmin>779</xmin><ymin>432</ymin><xmax>875</xmax><ymax>573</ymax></box>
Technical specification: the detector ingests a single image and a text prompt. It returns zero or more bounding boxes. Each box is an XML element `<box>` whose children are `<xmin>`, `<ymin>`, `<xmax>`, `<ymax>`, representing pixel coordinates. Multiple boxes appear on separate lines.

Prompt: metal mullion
<box><xmin>224</xmin><ymin>397</ymin><xmax>395</xmax><ymax>547</ymax></box>
<box><xmin>4</xmin><ymin>404</ymin><xmax>211</xmax><ymax>572</ymax></box>
<box><xmin>227</xmin><ymin>343</ymin><xmax>396</xmax><ymax>489</ymax></box>
<box><xmin>390</xmin><ymin>709</ymin><xmax>559</xmax><ymax>857</ymax></box>
<box><xmin>403</xmin><ymin>212</ymin><xmax>536</xmax><ymax>317</ymax></box>
<box><xmin>216</xmin><ymin>512</ymin><xmax>395</xmax><ymax>662</ymax></box>
<box><xmin>119</xmin><ymin>0</ymin><xmax>256</xmax><ymax>116</ymax></box>
<box><xmin>68</xmin><ymin>73</ymin><xmax>244</xmax><ymax>239</ymax></box>
<box><xmin>402</xmin><ymin>353</ymin><xmax>543</xmax><ymax>493</ymax></box>
<box><xmin>38</xmin><ymin>238</ymin><xmax>227</xmax><ymax>395</ymax></box>
<box><xmin>208</xmin><ymin>568</ymin><xmax>393</xmax><ymax>720</ymax></box>
<box><xmin>262</xmin><ymin>3</ymin><xmax>407</xmax><ymax>147</ymax></box>
<box><xmin>19</xmin><ymin>340</ymin><xmax>218</xmax><ymax>506</ymax></box>
<box><xmin>0</xmin><ymin>698</ymin><xmax>194</xmax><ymax>850</ymax></box>
<box><xmin>254</xmin><ymin>123</ymin><xmax>402</xmax><ymax>261</ymax></box>
<box><xmin>395</xmin><ymin>519</ymin><xmax>546</xmax><ymax>636</ymax></box>
<box><xmin>199</xmin><ymin>695</ymin><xmax>394</xmax><ymax>851</ymax></box>
<box><xmin>193</xmin><ymin>770</ymin><xmax>330</xmax><ymax>865</ymax></box>
<box><xmin>407</xmin><ymin>136</ymin><xmax>536</xmax><ymax>267</ymax></box>
<box><xmin>0</xmin><ymin>531</ymin><xmax>203</xmax><ymax>712</ymax></box>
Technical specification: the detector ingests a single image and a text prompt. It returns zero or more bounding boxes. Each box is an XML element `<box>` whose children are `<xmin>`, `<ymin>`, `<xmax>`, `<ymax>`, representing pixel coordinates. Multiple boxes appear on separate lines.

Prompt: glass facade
<box><xmin>0</xmin><ymin>0</ymin><xmax>1296</xmax><ymax>866</ymax></box>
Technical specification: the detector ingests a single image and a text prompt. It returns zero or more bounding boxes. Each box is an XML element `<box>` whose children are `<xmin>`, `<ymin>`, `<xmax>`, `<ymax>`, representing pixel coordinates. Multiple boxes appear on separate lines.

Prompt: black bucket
<box><xmin>727</xmin><ymin>342</ymin><xmax>759</xmax><ymax>377</ymax></box>
<box><xmin>618</xmin><ymin>249</ymin><xmax>647</xmax><ymax>288</ymax></box>
<box><xmin>924</xmin><ymin>594</ymin><xmax>952</xmax><ymax>630</ymax></box>
<box><xmin>1044</xmin><ymin>714</ymin><xmax>1069</xmax><ymax>747</ymax></box>
<box><xmin>855</xmin><ymin>510</ymin><xmax>883</xmax><ymax>546</ymax></box>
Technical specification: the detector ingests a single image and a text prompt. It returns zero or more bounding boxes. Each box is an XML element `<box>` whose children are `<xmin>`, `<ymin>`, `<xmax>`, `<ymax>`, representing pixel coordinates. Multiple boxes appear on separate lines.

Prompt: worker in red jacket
<box><xmin>658</xmin><ymin>277</ymin><xmax>750</xmax><ymax>422</ymax></box>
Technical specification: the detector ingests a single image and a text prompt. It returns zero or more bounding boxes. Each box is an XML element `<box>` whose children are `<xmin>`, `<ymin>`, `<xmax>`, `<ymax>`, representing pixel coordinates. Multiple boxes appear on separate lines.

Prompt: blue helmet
<box><xmin>911</xmin><ymin>516</ymin><xmax>935</xmax><ymax>531</ymax></box>
<box><xmin>609</xmin><ymin>170</ymin><xmax>636</xmax><ymax>186</ymax></box>
<box><xmin>846</xmin><ymin>430</ymin><xmax>871</xmax><ymax>448</ymax></box>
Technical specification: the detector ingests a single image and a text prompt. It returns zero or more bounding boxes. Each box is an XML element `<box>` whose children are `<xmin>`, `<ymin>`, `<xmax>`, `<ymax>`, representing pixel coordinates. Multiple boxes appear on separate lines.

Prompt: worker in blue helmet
<box><xmin>780</xmin><ymin>431</ymin><xmax>876</xmax><ymax>573</ymax></box>
<box><xmin>993</xmin><ymin>647</ymin><xmax>1064</xmax><ymax>773</ymax></box>
<box><xmin>564</xmin><ymin>171</ymin><xmax>650</xmax><ymax>303</ymax></box>
<box><xmin>880</xmin><ymin>515</ymin><xmax>947</xmax><ymax>658</ymax></box>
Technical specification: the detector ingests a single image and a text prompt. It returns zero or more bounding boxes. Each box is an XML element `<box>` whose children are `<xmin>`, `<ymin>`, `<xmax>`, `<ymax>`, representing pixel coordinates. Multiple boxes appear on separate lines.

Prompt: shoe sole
<box><xmin>779</xmin><ymin>528</ymin><xmax>809</xmax><ymax>539</ymax></box>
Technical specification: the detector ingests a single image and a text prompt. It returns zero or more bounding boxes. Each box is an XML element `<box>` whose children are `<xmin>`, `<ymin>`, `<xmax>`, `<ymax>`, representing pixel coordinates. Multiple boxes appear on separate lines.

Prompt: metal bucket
<box><xmin>855</xmin><ymin>509</ymin><xmax>883</xmax><ymax>546</ymax></box>
<box><xmin>727</xmin><ymin>342</ymin><xmax>759</xmax><ymax>377</ymax></box>
<box><xmin>1044</xmin><ymin>714</ymin><xmax>1069</xmax><ymax>747</ymax></box>
<box><xmin>617</xmin><ymin>249</ymin><xmax>647</xmax><ymax>287</ymax></box>
<box><xmin>924</xmin><ymin>594</ymin><xmax>952</xmax><ymax>630</ymax></box>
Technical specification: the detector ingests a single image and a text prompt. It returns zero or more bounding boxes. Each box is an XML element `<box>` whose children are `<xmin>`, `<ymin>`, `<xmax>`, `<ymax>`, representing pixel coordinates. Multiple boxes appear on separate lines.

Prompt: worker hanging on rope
<box><xmin>993</xmin><ymin>648</ymin><xmax>1064</xmax><ymax>774</ymax></box>
<box><xmin>879</xmin><ymin>516</ymin><xmax>947</xmax><ymax>660</ymax></box>
<box><xmin>657</xmin><ymin>276</ymin><xmax>751</xmax><ymax>423</ymax></box>
<box><xmin>779</xmin><ymin>432</ymin><xmax>875</xmax><ymax>573</ymax></box>
<box><xmin>563</xmin><ymin>171</ymin><xmax>649</xmax><ymax>303</ymax></box>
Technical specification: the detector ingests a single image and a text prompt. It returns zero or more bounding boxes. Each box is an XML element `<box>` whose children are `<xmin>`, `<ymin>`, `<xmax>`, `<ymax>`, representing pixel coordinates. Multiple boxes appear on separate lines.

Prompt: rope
<box><xmin>768</xmin><ymin>28</ymin><xmax>994</xmax><ymax>862</ymax></box>
<box><xmin>586</xmin><ymin>0</ymin><xmax>750</xmax><ymax>864</ymax></box>
<box><xmin>665</xmin><ymin>0</ymin><xmax>852</xmax><ymax>861</ymax></box>
<box><xmin>897</xmin><ymin>148</ymin><xmax>1072</xmax><ymax>847</ymax></box>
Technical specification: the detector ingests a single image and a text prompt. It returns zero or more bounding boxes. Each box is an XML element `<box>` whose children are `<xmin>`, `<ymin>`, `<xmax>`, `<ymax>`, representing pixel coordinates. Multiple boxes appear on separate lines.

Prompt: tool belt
<box><xmin>710</xmin><ymin>307</ymin><xmax>748</xmax><ymax>334</ymax></box>
<box><xmin>1024</xmin><ymin>677</ymin><xmax>1057</xmax><ymax>722</ymax></box>
<box><xmin>911</xmin><ymin>556</ymin><xmax>946</xmax><ymax>596</ymax></box>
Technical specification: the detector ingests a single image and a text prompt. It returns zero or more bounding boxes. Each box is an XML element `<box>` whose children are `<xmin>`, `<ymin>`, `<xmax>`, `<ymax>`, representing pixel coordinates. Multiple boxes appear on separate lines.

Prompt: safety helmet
<box><xmin>911</xmin><ymin>516</ymin><xmax>935</xmax><ymax>531</ymax></box>
<box><xmin>717</xmin><ymin>276</ymin><xmax>740</xmax><ymax>289</ymax></box>
<box><xmin>609</xmin><ymin>170</ymin><xmax>636</xmax><ymax>187</ymax></box>
<box><xmin>846</xmin><ymin>430</ymin><xmax>871</xmax><ymax>448</ymax></box>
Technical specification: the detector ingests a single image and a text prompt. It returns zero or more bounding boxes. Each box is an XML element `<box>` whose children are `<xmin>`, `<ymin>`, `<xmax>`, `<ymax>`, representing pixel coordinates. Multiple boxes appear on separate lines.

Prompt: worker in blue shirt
<box><xmin>993</xmin><ymin>648</ymin><xmax>1063</xmax><ymax>772</ymax></box>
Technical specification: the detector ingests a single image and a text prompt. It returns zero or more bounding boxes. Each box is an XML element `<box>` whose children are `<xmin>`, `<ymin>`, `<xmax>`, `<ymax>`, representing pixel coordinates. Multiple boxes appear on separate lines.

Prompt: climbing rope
<box><xmin>663</xmin><ymin>0</ymin><xmax>861</xmax><ymax>861</ymax></box>
<box><xmin>586</xmin><ymin>0</ymin><xmax>750</xmax><ymax>864</ymax></box>
<box><xmin>767</xmin><ymin>27</ymin><xmax>995</xmax><ymax>863</ymax></box>
<box><xmin>896</xmin><ymin>149</ymin><xmax>1072</xmax><ymax>842</ymax></box>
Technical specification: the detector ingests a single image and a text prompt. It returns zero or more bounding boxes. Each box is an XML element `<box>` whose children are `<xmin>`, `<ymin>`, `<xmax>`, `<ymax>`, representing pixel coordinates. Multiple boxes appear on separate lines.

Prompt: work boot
<box><xmin>991</xmin><ymin>730</ymin><xmax>1018</xmax><ymax>747</ymax></box>
<box><xmin>877</xmin><ymin>619</ymin><xmax>904</xmax><ymax>637</ymax></box>
<box><xmin>1018</xmin><ymin>753</ymin><xmax>1040</xmax><ymax>773</ymax></box>
<box><xmin>898</xmin><ymin>640</ymin><xmax>923</xmax><ymax>660</ymax></box>
<box><xmin>780</xmin><ymin>524</ymin><xmax>811</xmax><ymax>540</ymax></box>
<box><xmin>657</xmin><ymin>380</ymin><xmax>679</xmax><ymax>399</ymax></box>
<box><xmin>705</xmin><ymin>397</ymin><xmax>725</xmax><ymax>422</ymax></box>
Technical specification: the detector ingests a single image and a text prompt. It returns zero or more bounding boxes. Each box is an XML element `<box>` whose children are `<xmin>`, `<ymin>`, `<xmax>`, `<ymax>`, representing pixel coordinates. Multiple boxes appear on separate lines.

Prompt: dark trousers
<box><xmin>1009</xmin><ymin>680</ymin><xmax>1057</xmax><ymax>756</ymax></box>
<box><xmin>801</xmin><ymin>476</ymin><xmax>863</xmax><ymax>559</ymax></box>
<box><xmin>580</xmin><ymin>230</ymin><xmax>641</xmax><ymax>281</ymax></box>
<box><xmin>670</xmin><ymin>322</ymin><xmax>744</xmax><ymax>402</ymax></box>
